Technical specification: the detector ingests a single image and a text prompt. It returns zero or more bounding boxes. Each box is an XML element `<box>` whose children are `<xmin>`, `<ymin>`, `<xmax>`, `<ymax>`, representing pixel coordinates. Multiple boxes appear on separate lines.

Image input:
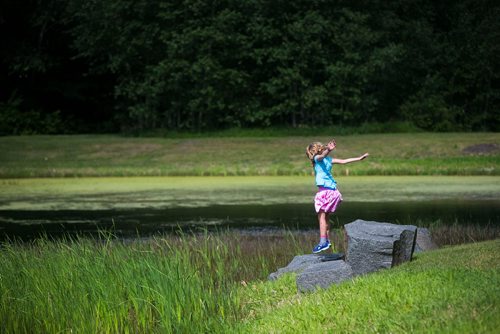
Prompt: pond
<box><xmin>1</xmin><ymin>200</ymin><xmax>499</xmax><ymax>241</ymax></box>
<box><xmin>1</xmin><ymin>176</ymin><xmax>499</xmax><ymax>241</ymax></box>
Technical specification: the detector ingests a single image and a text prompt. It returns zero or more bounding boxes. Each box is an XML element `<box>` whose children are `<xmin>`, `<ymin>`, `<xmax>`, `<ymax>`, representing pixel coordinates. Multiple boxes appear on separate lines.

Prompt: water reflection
<box><xmin>1</xmin><ymin>200</ymin><xmax>499</xmax><ymax>241</ymax></box>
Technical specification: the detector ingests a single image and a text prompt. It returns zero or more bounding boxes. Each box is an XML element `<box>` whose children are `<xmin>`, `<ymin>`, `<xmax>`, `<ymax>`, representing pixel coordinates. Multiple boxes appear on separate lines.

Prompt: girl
<box><xmin>306</xmin><ymin>140</ymin><xmax>369</xmax><ymax>253</ymax></box>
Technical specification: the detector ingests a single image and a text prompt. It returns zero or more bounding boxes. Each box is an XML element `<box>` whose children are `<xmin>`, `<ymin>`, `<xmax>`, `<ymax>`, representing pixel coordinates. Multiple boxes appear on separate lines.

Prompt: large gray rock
<box><xmin>344</xmin><ymin>220</ymin><xmax>417</xmax><ymax>276</ymax></box>
<box><xmin>270</xmin><ymin>220</ymin><xmax>420</xmax><ymax>293</ymax></box>
<box><xmin>268</xmin><ymin>254</ymin><xmax>323</xmax><ymax>281</ymax></box>
<box><xmin>296</xmin><ymin>260</ymin><xmax>354</xmax><ymax>292</ymax></box>
<box><xmin>268</xmin><ymin>253</ymin><xmax>345</xmax><ymax>281</ymax></box>
<box><xmin>414</xmin><ymin>227</ymin><xmax>438</xmax><ymax>253</ymax></box>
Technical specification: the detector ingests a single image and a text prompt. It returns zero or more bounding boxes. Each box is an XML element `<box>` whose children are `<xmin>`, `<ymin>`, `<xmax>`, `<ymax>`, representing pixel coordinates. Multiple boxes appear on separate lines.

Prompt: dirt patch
<box><xmin>462</xmin><ymin>143</ymin><xmax>499</xmax><ymax>155</ymax></box>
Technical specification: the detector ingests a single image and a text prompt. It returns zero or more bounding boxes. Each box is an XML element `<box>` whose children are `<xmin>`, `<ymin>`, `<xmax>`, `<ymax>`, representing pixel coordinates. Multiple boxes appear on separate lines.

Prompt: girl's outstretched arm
<box><xmin>333</xmin><ymin>153</ymin><xmax>369</xmax><ymax>165</ymax></box>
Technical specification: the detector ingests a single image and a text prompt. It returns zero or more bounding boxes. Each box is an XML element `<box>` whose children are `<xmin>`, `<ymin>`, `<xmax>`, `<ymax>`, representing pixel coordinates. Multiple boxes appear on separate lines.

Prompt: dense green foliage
<box><xmin>1</xmin><ymin>0</ymin><xmax>499</xmax><ymax>134</ymax></box>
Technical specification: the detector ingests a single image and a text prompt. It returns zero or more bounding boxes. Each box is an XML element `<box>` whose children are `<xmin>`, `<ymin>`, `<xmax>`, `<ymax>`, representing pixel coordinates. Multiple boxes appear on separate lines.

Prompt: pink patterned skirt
<box><xmin>314</xmin><ymin>187</ymin><xmax>343</xmax><ymax>213</ymax></box>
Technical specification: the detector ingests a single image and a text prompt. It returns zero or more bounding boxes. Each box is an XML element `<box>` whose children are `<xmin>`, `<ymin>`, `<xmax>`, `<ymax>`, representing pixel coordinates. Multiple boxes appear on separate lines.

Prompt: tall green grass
<box><xmin>1</xmin><ymin>234</ymin><xmax>234</xmax><ymax>333</ymax></box>
<box><xmin>0</xmin><ymin>231</ymin><xmax>307</xmax><ymax>333</ymax></box>
<box><xmin>1</xmin><ymin>226</ymin><xmax>499</xmax><ymax>333</ymax></box>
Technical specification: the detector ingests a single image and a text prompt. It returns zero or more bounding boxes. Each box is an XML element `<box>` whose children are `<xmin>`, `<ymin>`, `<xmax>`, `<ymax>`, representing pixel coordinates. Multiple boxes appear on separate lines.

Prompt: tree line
<box><xmin>1</xmin><ymin>0</ymin><xmax>499</xmax><ymax>134</ymax></box>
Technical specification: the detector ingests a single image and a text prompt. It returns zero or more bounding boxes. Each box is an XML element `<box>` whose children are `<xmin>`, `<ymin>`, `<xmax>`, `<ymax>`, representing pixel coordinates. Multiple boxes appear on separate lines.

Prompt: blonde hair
<box><xmin>306</xmin><ymin>142</ymin><xmax>326</xmax><ymax>165</ymax></box>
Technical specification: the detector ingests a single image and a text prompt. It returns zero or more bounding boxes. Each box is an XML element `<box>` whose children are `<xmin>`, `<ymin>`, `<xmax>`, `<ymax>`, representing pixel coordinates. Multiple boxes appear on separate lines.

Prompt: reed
<box><xmin>0</xmin><ymin>233</ymin><xmax>239</xmax><ymax>333</ymax></box>
<box><xmin>429</xmin><ymin>222</ymin><xmax>500</xmax><ymax>246</ymax></box>
<box><xmin>1</xmin><ymin>224</ymin><xmax>498</xmax><ymax>333</ymax></box>
<box><xmin>0</xmin><ymin>230</ymin><xmax>311</xmax><ymax>333</ymax></box>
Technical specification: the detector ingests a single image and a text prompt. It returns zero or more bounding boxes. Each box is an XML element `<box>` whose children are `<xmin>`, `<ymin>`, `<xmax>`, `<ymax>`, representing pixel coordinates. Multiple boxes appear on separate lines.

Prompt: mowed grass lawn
<box><xmin>0</xmin><ymin>132</ymin><xmax>498</xmax><ymax>177</ymax></box>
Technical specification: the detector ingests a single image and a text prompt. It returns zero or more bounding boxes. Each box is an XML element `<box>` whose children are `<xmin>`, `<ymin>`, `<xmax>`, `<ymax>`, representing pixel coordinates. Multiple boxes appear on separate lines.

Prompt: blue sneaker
<box><xmin>313</xmin><ymin>240</ymin><xmax>331</xmax><ymax>254</ymax></box>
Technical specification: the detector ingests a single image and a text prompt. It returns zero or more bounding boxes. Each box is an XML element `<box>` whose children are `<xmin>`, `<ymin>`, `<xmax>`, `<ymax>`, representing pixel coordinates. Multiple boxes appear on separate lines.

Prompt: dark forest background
<box><xmin>1</xmin><ymin>0</ymin><xmax>499</xmax><ymax>135</ymax></box>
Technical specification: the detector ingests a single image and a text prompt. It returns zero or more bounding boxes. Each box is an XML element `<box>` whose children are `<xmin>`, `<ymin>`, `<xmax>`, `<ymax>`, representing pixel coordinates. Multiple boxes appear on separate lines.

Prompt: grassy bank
<box><xmin>0</xmin><ymin>133</ymin><xmax>498</xmax><ymax>177</ymax></box>
<box><xmin>238</xmin><ymin>239</ymin><xmax>500</xmax><ymax>333</ymax></box>
<box><xmin>1</xmin><ymin>233</ymin><xmax>498</xmax><ymax>333</ymax></box>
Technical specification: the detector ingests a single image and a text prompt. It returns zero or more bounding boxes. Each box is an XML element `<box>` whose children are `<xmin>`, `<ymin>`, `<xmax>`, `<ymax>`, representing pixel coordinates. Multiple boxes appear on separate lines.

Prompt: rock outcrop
<box><xmin>414</xmin><ymin>227</ymin><xmax>438</xmax><ymax>253</ymax></box>
<box><xmin>269</xmin><ymin>220</ymin><xmax>433</xmax><ymax>293</ymax></box>
<box><xmin>344</xmin><ymin>220</ymin><xmax>417</xmax><ymax>276</ymax></box>
<box><xmin>296</xmin><ymin>260</ymin><xmax>353</xmax><ymax>292</ymax></box>
<box><xmin>268</xmin><ymin>253</ymin><xmax>344</xmax><ymax>281</ymax></box>
<box><xmin>268</xmin><ymin>254</ymin><xmax>323</xmax><ymax>281</ymax></box>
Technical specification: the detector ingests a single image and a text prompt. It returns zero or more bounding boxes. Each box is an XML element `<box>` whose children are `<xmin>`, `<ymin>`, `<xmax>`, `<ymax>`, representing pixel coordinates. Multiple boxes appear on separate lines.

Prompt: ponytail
<box><xmin>306</xmin><ymin>142</ymin><xmax>325</xmax><ymax>166</ymax></box>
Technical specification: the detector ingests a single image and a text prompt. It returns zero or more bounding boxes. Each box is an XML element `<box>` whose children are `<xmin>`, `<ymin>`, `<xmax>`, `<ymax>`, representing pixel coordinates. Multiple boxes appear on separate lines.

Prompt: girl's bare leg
<box><xmin>319</xmin><ymin>211</ymin><xmax>329</xmax><ymax>240</ymax></box>
<box><xmin>326</xmin><ymin>213</ymin><xmax>330</xmax><ymax>238</ymax></box>
<box><xmin>314</xmin><ymin>211</ymin><xmax>332</xmax><ymax>252</ymax></box>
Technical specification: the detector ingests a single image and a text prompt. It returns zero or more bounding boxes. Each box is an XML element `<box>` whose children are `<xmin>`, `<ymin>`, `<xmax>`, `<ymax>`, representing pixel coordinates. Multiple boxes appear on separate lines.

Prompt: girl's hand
<box><xmin>359</xmin><ymin>153</ymin><xmax>369</xmax><ymax>160</ymax></box>
<box><xmin>327</xmin><ymin>140</ymin><xmax>336</xmax><ymax>151</ymax></box>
